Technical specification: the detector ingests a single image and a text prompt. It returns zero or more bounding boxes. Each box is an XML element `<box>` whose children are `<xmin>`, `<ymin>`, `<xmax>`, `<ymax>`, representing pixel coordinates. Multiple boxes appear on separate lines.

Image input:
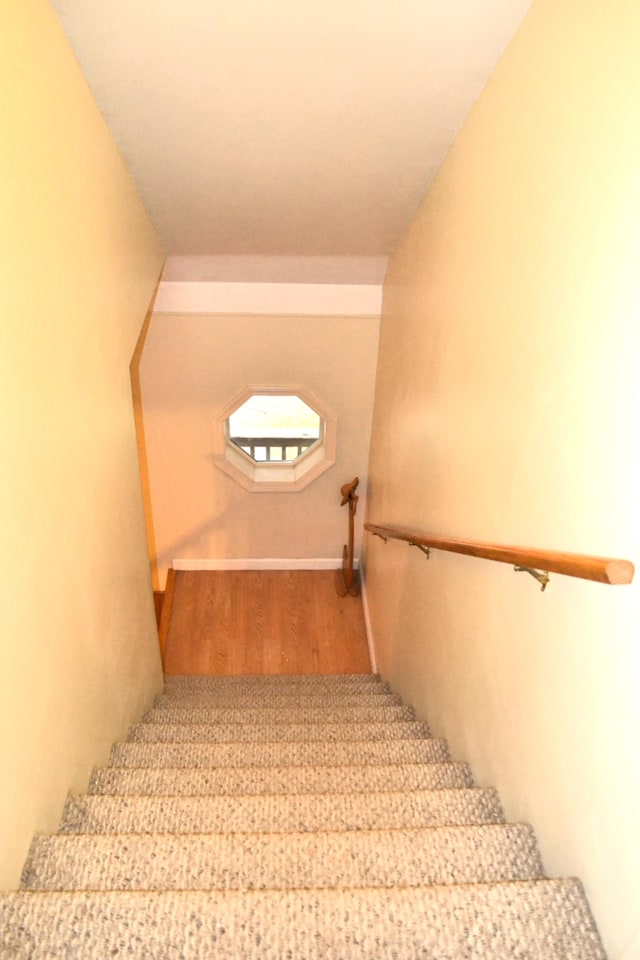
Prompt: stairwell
<box><xmin>0</xmin><ymin>673</ymin><xmax>606</xmax><ymax>958</ymax></box>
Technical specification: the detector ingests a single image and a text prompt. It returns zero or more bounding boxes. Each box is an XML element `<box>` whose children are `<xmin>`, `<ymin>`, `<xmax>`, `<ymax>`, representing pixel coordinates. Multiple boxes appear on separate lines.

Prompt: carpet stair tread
<box><xmin>1</xmin><ymin>672</ymin><xmax>606</xmax><ymax>957</ymax></box>
<box><xmin>61</xmin><ymin>787</ymin><xmax>504</xmax><ymax>834</ymax></box>
<box><xmin>109</xmin><ymin>737</ymin><xmax>450</xmax><ymax>768</ymax></box>
<box><xmin>163</xmin><ymin>673</ymin><xmax>382</xmax><ymax>687</ymax></box>
<box><xmin>127</xmin><ymin>719</ymin><xmax>431</xmax><ymax>743</ymax></box>
<box><xmin>154</xmin><ymin>690</ymin><xmax>402</xmax><ymax>707</ymax></box>
<box><xmin>22</xmin><ymin>824</ymin><xmax>543</xmax><ymax>891</ymax></box>
<box><xmin>0</xmin><ymin>880</ymin><xmax>606</xmax><ymax>960</ymax></box>
<box><xmin>90</xmin><ymin>761</ymin><xmax>475</xmax><ymax>796</ymax></box>
<box><xmin>141</xmin><ymin>703</ymin><xmax>416</xmax><ymax>724</ymax></box>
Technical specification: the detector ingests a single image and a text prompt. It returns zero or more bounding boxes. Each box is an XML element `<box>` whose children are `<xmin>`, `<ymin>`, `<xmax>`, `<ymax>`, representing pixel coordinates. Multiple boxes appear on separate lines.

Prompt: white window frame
<box><xmin>212</xmin><ymin>385</ymin><xmax>337</xmax><ymax>492</ymax></box>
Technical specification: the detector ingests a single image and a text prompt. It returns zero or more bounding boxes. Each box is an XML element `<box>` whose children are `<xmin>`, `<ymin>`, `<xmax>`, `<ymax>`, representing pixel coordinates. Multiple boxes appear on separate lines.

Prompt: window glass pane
<box><xmin>228</xmin><ymin>394</ymin><xmax>321</xmax><ymax>463</ymax></box>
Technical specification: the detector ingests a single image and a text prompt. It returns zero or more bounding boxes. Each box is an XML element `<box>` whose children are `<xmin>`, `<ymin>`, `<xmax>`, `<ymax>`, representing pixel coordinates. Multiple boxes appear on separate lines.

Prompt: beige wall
<box><xmin>0</xmin><ymin>0</ymin><xmax>165</xmax><ymax>888</ymax></box>
<box><xmin>364</xmin><ymin>0</ymin><xmax>640</xmax><ymax>956</ymax></box>
<box><xmin>140</xmin><ymin>312</ymin><xmax>380</xmax><ymax>588</ymax></box>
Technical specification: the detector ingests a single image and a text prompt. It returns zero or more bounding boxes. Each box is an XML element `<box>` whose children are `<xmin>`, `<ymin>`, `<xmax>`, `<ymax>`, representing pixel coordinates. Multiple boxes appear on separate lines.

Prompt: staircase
<box><xmin>0</xmin><ymin>673</ymin><xmax>606</xmax><ymax>958</ymax></box>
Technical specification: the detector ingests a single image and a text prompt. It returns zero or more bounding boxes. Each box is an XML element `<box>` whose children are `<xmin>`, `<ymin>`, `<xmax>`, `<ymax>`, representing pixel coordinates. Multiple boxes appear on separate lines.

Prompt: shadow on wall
<box><xmin>152</xmin><ymin>507</ymin><xmax>235</xmax><ymax>587</ymax></box>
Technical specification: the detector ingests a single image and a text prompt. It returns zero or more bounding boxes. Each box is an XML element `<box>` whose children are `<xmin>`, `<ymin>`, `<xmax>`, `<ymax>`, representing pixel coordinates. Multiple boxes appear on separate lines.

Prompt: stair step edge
<box><xmin>22</xmin><ymin>824</ymin><xmax>545</xmax><ymax>892</ymax></box>
<box><xmin>89</xmin><ymin>761</ymin><xmax>475</xmax><ymax>794</ymax></box>
<box><xmin>127</xmin><ymin>720</ymin><xmax>432</xmax><ymax>743</ymax></box>
<box><xmin>0</xmin><ymin>880</ymin><xmax>606</xmax><ymax>960</ymax></box>
<box><xmin>60</xmin><ymin>787</ymin><xmax>505</xmax><ymax>833</ymax></box>
<box><xmin>108</xmin><ymin>739</ymin><xmax>452</xmax><ymax>769</ymax></box>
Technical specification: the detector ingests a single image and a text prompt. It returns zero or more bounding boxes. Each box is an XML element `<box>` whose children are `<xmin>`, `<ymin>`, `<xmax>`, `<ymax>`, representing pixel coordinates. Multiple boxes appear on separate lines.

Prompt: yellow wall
<box><xmin>140</xmin><ymin>312</ymin><xmax>379</xmax><ymax>588</ymax></box>
<box><xmin>365</xmin><ymin>0</ymin><xmax>640</xmax><ymax>956</ymax></box>
<box><xmin>0</xmin><ymin>0</ymin><xmax>165</xmax><ymax>887</ymax></box>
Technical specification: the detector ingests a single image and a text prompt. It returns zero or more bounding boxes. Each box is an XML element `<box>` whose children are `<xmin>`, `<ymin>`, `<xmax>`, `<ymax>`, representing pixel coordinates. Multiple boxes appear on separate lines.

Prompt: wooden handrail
<box><xmin>365</xmin><ymin>523</ymin><xmax>634</xmax><ymax>586</ymax></box>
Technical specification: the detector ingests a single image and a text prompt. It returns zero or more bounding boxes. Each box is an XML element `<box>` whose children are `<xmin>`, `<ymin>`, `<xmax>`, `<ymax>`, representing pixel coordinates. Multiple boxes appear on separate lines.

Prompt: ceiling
<box><xmin>51</xmin><ymin>0</ymin><xmax>532</xmax><ymax>282</ymax></box>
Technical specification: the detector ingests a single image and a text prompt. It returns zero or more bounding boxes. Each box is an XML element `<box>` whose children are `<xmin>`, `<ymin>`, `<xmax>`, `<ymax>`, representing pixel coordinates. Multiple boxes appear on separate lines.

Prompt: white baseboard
<box><xmin>359</xmin><ymin>570</ymin><xmax>378</xmax><ymax>673</ymax></box>
<box><xmin>172</xmin><ymin>558</ymin><xmax>360</xmax><ymax>571</ymax></box>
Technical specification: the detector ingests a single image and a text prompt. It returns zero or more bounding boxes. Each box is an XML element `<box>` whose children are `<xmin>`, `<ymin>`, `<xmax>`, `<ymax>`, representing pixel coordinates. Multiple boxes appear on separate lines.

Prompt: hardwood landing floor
<box><xmin>163</xmin><ymin>570</ymin><xmax>372</xmax><ymax>676</ymax></box>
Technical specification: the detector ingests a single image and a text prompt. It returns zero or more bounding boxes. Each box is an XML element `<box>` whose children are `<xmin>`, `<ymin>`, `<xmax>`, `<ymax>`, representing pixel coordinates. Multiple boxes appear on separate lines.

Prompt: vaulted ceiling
<box><xmin>51</xmin><ymin>1</ymin><xmax>532</xmax><ymax>281</ymax></box>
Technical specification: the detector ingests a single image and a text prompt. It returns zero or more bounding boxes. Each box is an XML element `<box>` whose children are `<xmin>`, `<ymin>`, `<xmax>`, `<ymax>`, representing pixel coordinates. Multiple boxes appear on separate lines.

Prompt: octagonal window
<box><xmin>212</xmin><ymin>385</ymin><xmax>337</xmax><ymax>492</ymax></box>
<box><xmin>228</xmin><ymin>394</ymin><xmax>321</xmax><ymax>463</ymax></box>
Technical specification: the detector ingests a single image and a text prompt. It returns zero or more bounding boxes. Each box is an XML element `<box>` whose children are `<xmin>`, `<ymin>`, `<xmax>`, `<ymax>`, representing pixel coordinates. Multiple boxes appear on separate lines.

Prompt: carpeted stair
<box><xmin>0</xmin><ymin>673</ymin><xmax>606</xmax><ymax>958</ymax></box>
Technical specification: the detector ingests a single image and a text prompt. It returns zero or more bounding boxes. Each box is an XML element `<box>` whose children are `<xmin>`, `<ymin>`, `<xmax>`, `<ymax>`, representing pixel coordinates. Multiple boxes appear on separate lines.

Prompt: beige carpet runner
<box><xmin>0</xmin><ymin>674</ymin><xmax>606</xmax><ymax>957</ymax></box>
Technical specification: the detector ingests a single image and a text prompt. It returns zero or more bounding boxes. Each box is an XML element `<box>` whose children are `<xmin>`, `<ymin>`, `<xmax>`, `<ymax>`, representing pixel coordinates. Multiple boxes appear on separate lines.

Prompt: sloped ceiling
<box><xmin>51</xmin><ymin>1</ymin><xmax>532</xmax><ymax>280</ymax></box>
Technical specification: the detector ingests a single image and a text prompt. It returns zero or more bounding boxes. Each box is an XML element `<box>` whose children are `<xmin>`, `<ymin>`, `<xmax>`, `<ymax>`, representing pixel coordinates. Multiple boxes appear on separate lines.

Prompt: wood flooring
<box><xmin>163</xmin><ymin>570</ymin><xmax>371</xmax><ymax>676</ymax></box>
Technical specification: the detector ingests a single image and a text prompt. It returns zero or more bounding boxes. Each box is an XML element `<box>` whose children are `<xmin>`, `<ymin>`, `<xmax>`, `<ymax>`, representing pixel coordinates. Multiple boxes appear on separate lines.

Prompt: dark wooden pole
<box><xmin>337</xmin><ymin>477</ymin><xmax>360</xmax><ymax>597</ymax></box>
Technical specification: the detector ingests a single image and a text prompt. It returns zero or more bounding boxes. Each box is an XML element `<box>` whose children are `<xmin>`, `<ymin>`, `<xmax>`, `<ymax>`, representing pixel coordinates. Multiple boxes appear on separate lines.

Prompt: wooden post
<box><xmin>337</xmin><ymin>477</ymin><xmax>360</xmax><ymax>597</ymax></box>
